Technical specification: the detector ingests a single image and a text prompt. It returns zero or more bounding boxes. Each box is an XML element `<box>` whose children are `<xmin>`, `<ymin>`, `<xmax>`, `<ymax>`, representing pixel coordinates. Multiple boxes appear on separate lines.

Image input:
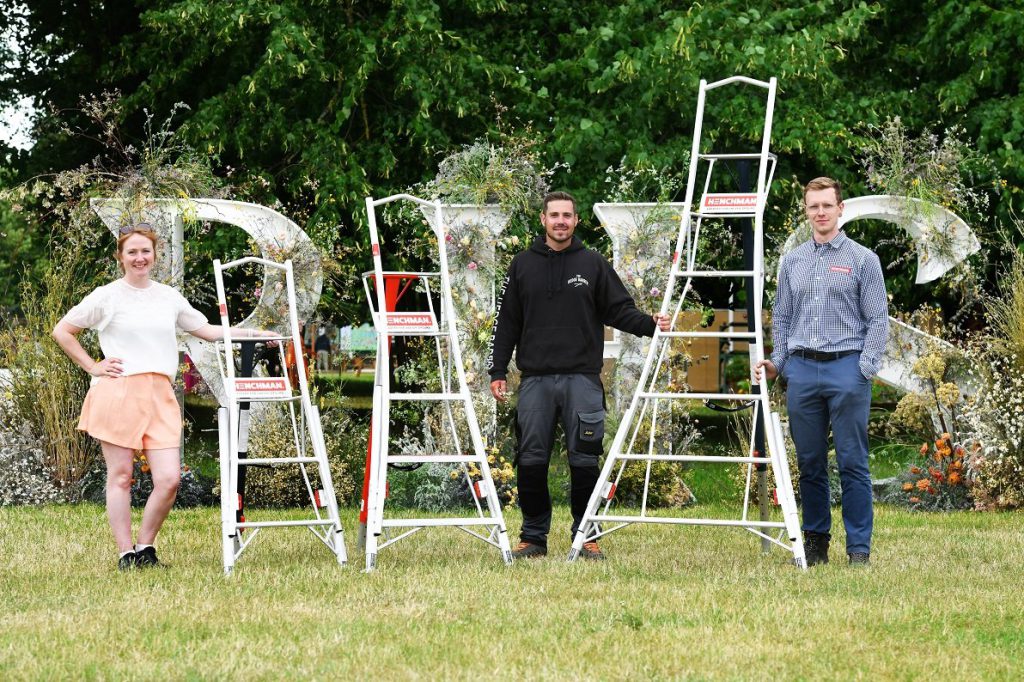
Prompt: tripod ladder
<box><xmin>362</xmin><ymin>194</ymin><xmax>513</xmax><ymax>571</ymax></box>
<box><xmin>569</xmin><ymin>76</ymin><xmax>806</xmax><ymax>568</ymax></box>
<box><xmin>213</xmin><ymin>256</ymin><xmax>347</xmax><ymax>575</ymax></box>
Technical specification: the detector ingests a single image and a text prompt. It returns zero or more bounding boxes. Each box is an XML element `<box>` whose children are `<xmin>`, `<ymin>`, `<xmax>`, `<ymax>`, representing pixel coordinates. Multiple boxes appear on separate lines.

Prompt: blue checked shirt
<box><xmin>771</xmin><ymin>230</ymin><xmax>889</xmax><ymax>379</ymax></box>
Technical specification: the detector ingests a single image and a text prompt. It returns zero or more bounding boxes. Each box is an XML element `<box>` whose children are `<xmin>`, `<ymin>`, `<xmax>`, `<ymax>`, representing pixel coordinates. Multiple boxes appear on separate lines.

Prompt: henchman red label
<box><xmin>386</xmin><ymin>312</ymin><xmax>438</xmax><ymax>333</ymax></box>
<box><xmin>701</xmin><ymin>193</ymin><xmax>758</xmax><ymax>213</ymax></box>
<box><xmin>829</xmin><ymin>265</ymin><xmax>852</xmax><ymax>274</ymax></box>
<box><xmin>235</xmin><ymin>377</ymin><xmax>289</xmax><ymax>394</ymax></box>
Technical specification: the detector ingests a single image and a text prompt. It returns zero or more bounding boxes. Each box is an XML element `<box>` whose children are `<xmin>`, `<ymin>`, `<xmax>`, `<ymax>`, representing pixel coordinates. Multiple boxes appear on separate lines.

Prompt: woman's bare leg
<box><xmin>136</xmin><ymin>448</ymin><xmax>180</xmax><ymax>546</ymax></box>
<box><xmin>99</xmin><ymin>440</ymin><xmax>136</xmax><ymax>553</ymax></box>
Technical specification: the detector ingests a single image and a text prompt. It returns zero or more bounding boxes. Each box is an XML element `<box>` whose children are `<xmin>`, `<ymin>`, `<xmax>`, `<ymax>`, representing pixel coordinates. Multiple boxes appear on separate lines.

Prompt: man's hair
<box><xmin>803</xmin><ymin>177</ymin><xmax>842</xmax><ymax>203</ymax></box>
<box><xmin>542</xmin><ymin>191</ymin><xmax>577</xmax><ymax>214</ymax></box>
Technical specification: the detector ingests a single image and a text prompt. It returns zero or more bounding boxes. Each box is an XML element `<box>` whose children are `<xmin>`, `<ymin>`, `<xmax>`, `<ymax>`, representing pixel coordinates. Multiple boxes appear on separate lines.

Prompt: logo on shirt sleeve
<box><xmin>829</xmin><ymin>265</ymin><xmax>852</xmax><ymax>275</ymax></box>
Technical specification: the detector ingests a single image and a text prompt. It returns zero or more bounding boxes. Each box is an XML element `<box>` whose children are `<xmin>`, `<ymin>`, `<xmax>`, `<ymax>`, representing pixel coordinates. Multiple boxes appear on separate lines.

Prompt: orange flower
<box><xmin>930</xmin><ymin>469</ymin><xmax>944</xmax><ymax>483</ymax></box>
<box><xmin>934</xmin><ymin>450</ymin><xmax>945</xmax><ymax>462</ymax></box>
<box><xmin>927</xmin><ymin>485</ymin><xmax>936</xmax><ymax>495</ymax></box>
<box><xmin>941</xmin><ymin>432</ymin><xmax>950</xmax><ymax>441</ymax></box>
<box><xmin>948</xmin><ymin>472</ymin><xmax>962</xmax><ymax>485</ymax></box>
<box><xmin>910</xmin><ymin>466</ymin><xmax>922</xmax><ymax>475</ymax></box>
<box><xmin>902</xmin><ymin>482</ymin><xmax>914</xmax><ymax>492</ymax></box>
<box><xmin>916</xmin><ymin>478</ymin><xmax>931</xmax><ymax>491</ymax></box>
<box><xmin>920</xmin><ymin>443</ymin><xmax>929</xmax><ymax>455</ymax></box>
<box><xmin>909</xmin><ymin>496</ymin><xmax>921</xmax><ymax>503</ymax></box>
<box><xmin>141</xmin><ymin>464</ymin><xmax>150</xmax><ymax>473</ymax></box>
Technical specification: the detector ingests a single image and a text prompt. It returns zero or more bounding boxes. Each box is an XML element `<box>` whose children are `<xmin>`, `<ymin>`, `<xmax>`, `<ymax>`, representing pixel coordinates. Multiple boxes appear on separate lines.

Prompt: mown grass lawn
<box><xmin>2</xmin><ymin>502</ymin><xmax>1022</xmax><ymax>679</ymax></box>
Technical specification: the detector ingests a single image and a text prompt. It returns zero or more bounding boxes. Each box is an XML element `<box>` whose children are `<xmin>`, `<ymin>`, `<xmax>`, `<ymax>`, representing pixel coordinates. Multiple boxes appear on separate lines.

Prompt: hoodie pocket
<box><xmin>576</xmin><ymin>410</ymin><xmax>606</xmax><ymax>456</ymax></box>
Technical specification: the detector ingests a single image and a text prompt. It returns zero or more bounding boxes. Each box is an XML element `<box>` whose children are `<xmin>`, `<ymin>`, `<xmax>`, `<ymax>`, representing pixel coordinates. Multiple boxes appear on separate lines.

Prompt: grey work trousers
<box><xmin>515</xmin><ymin>373</ymin><xmax>605</xmax><ymax>546</ymax></box>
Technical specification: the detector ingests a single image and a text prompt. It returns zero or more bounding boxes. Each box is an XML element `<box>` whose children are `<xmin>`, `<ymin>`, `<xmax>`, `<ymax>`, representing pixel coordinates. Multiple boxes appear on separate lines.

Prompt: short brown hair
<box><xmin>542</xmin><ymin>191</ymin><xmax>577</xmax><ymax>214</ymax></box>
<box><xmin>803</xmin><ymin>177</ymin><xmax>842</xmax><ymax>203</ymax></box>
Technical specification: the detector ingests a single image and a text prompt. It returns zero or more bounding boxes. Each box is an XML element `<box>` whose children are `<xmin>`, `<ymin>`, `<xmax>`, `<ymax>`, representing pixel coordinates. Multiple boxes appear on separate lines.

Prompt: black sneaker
<box><xmin>135</xmin><ymin>546</ymin><xmax>162</xmax><ymax>568</ymax></box>
<box><xmin>511</xmin><ymin>541</ymin><xmax>547</xmax><ymax>559</ymax></box>
<box><xmin>117</xmin><ymin>551</ymin><xmax>138</xmax><ymax>572</ymax></box>
<box><xmin>802</xmin><ymin>531</ymin><xmax>831</xmax><ymax>567</ymax></box>
<box><xmin>848</xmin><ymin>552</ymin><xmax>870</xmax><ymax>566</ymax></box>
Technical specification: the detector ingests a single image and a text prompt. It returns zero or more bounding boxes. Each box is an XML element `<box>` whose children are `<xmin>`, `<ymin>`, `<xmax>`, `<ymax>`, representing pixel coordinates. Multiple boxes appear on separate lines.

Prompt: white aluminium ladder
<box><xmin>569</xmin><ymin>76</ymin><xmax>807</xmax><ymax>568</ymax></box>
<box><xmin>362</xmin><ymin>193</ymin><xmax>513</xmax><ymax>572</ymax></box>
<box><xmin>213</xmin><ymin>257</ymin><xmax>347</xmax><ymax>575</ymax></box>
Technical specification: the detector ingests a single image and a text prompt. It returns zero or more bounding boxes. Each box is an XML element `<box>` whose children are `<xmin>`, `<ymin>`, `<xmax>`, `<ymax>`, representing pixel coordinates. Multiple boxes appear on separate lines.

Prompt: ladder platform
<box><xmin>387</xmin><ymin>454</ymin><xmax>481</xmax><ymax>464</ymax></box>
<box><xmin>389</xmin><ymin>392</ymin><xmax>469</xmax><ymax>401</ymax></box>
<box><xmin>672</xmin><ymin>269</ymin><xmax>758</xmax><ymax>278</ymax></box>
<box><xmin>615</xmin><ymin>453</ymin><xmax>771</xmax><ymax>464</ymax></box>
<box><xmin>637</xmin><ymin>391</ymin><xmax>760</xmax><ymax>401</ymax></box>
<box><xmin>658</xmin><ymin>330</ymin><xmax>756</xmax><ymax>339</ymax></box>
<box><xmin>237</xmin><ymin>456</ymin><xmax>320</xmax><ymax>466</ymax></box>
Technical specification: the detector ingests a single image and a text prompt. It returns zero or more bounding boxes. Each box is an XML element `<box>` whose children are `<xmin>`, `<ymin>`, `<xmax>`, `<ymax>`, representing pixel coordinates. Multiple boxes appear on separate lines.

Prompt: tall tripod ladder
<box><xmin>362</xmin><ymin>194</ymin><xmax>513</xmax><ymax>571</ymax></box>
<box><xmin>213</xmin><ymin>256</ymin><xmax>347</xmax><ymax>575</ymax></box>
<box><xmin>568</xmin><ymin>76</ymin><xmax>806</xmax><ymax>568</ymax></box>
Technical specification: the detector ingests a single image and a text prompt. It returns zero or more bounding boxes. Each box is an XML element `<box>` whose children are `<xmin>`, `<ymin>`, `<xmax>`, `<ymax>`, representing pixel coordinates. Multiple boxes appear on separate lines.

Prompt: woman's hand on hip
<box><xmin>90</xmin><ymin>357</ymin><xmax>124</xmax><ymax>378</ymax></box>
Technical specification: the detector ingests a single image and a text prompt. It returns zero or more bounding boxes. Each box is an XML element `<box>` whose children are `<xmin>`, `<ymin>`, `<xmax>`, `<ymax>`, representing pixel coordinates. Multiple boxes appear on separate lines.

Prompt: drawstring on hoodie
<box><xmin>546</xmin><ymin>249</ymin><xmax>568</xmax><ymax>299</ymax></box>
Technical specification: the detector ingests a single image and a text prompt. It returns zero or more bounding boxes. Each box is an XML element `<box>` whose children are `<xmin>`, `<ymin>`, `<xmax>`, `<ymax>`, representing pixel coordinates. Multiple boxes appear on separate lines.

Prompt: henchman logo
<box><xmin>385</xmin><ymin>312</ymin><xmax>438</xmax><ymax>333</ymax></box>
<box><xmin>701</xmin><ymin>193</ymin><xmax>758</xmax><ymax>213</ymax></box>
<box><xmin>567</xmin><ymin>274</ymin><xmax>589</xmax><ymax>288</ymax></box>
<box><xmin>235</xmin><ymin>378</ymin><xmax>289</xmax><ymax>395</ymax></box>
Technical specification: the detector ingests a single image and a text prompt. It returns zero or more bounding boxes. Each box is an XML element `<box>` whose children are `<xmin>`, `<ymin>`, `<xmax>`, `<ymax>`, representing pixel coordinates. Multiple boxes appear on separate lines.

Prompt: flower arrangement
<box><xmin>880</xmin><ymin>433</ymin><xmax>972</xmax><ymax>511</ymax></box>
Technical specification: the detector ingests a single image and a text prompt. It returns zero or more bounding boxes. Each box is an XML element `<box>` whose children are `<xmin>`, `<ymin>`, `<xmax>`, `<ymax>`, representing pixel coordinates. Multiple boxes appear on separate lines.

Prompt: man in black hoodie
<box><xmin>488</xmin><ymin>191</ymin><xmax>670</xmax><ymax>560</ymax></box>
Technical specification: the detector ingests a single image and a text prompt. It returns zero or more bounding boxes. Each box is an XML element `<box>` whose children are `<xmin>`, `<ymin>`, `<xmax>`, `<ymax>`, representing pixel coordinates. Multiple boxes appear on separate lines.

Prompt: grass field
<box><xmin>2</xmin><ymin>502</ymin><xmax>1022</xmax><ymax>679</ymax></box>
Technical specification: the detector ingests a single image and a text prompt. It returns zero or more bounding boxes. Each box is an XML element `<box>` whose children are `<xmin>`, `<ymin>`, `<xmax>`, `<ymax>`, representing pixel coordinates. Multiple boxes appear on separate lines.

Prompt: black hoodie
<box><xmin>487</xmin><ymin>235</ymin><xmax>656</xmax><ymax>380</ymax></box>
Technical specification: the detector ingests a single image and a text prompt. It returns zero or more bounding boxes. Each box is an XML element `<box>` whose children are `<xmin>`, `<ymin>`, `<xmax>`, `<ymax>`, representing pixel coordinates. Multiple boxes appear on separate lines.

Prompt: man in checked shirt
<box><xmin>756</xmin><ymin>177</ymin><xmax>889</xmax><ymax>567</ymax></box>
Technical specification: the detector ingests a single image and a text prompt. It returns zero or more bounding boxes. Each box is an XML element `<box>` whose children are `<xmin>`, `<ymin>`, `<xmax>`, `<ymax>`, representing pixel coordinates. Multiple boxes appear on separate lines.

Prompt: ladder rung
<box><xmin>389</xmin><ymin>392</ymin><xmax>468</xmax><ymax>401</ymax></box>
<box><xmin>614</xmin><ymin>454</ymin><xmax>771</xmax><ymax>464</ymax></box>
<box><xmin>372</xmin><ymin>330</ymin><xmax>449</xmax><ymax>338</ymax></box>
<box><xmin>673</xmin><ymin>269</ymin><xmax>757</xmax><ymax>278</ymax></box>
<box><xmin>388</xmin><ymin>455</ymin><xmax>480</xmax><ymax>464</ymax></box>
<box><xmin>380</xmin><ymin>518</ymin><xmax>500</xmax><ymax>528</ymax></box>
<box><xmin>697</xmin><ymin>152</ymin><xmax>777</xmax><ymax>161</ymax></box>
<box><xmin>223</xmin><ymin>335</ymin><xmax>293</xmax><ymax>343</ymax></box>
<box><xmin>233</xmin><ymin>395</ymin><xmax>300</xmax><ymax>403</ymax></box>
<box><xmin>236</xmin><ymin>519</ymin><xmax>336</xmax><ymax>529</ymax></box>
<box><xmin>638</xmin><ymin>392</ymin><xmax>762</xmax><ymax>401</ymax></box>
<box><xmin>690</xmin><ymin>211</ymin><xmax>758</xmax><ymax>219</ymax></box>
<box><xmin>658</xmin><ymin>331</ymin><xmax>756</xmax><ymax>339</ymax></box>
<box><xmin>237</xmin><ymin>457</ymin><xmax>320</xmax><ymax>465</ymax></box>
<box><xmin>589</xmin><ymin>515</ymin><xmax>786</xmax><ymax>530</ymax></box>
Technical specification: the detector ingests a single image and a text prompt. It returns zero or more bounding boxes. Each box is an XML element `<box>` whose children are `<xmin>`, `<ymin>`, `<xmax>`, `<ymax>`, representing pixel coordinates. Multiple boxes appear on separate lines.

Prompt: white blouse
<box><xmin>62</xmin><ymin>279</ymin><xmax>208</xmax><ymax>381</ymax></box>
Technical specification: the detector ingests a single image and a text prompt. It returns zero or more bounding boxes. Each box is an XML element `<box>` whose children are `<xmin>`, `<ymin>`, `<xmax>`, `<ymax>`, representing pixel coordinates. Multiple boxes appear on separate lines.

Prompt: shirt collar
<box><xmin>812</xmin><ymin>229</ymin><xmax>848</xmax><ymax>250</ymax></box>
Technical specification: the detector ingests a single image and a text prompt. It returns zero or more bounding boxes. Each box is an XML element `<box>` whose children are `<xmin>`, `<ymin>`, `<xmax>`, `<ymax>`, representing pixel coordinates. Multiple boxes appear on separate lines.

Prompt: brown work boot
<box><xmin>580</xmin><ymin>541</ymin><xmax>606</xmax><ymax>561</ymax></box>
<box><xmin>512</xmin><ymin>541</ymin><xmax>547</xmax><ymax>559</ymax></box>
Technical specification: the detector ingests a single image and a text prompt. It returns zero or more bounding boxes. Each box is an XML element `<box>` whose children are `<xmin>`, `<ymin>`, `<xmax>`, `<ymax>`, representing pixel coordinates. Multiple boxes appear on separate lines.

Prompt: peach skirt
<box><xmin>77</xmin><ymin>373</ymin><xmax>181</xmax><ymax>450</ymax></box>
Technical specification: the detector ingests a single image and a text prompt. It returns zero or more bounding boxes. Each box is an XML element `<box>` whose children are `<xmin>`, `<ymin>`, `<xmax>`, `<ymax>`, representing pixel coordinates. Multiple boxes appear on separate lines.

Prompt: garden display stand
<box><xmin>568</xmin><ymin>76</ymin><xmax>807</xmax><ymax>569</ymax></box>
<box><xmin>360</xmin><ymin>193</ymin><xmax>513</xmax><ymax>572</ymax></box>
<box><xmin>213</xmin><ymin>257</ymin><xmax>347</xmax><ymax>575</ymax></box>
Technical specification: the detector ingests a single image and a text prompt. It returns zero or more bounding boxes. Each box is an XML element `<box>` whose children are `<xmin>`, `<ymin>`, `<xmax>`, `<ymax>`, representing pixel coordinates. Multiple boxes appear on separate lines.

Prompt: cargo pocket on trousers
<box><xmin>576</xmin><ymin>410</ymin><xmax>606</xmax><ymax>456</ymax></box>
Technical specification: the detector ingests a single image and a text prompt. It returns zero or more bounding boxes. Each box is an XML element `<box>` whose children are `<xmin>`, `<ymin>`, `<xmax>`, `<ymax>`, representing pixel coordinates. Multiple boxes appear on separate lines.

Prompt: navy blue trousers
<box><xmin>785</xmin><ymin>353</ymin><xmax>873</xmax><ymax>554</ymax></box>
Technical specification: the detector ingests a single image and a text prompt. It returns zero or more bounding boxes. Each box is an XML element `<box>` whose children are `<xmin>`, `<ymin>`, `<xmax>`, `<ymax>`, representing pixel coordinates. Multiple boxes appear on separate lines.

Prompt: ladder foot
<box><xmin>566</xmin><ymin>548</ymin><xmax>580</xmax><ymax>562</ymax></box>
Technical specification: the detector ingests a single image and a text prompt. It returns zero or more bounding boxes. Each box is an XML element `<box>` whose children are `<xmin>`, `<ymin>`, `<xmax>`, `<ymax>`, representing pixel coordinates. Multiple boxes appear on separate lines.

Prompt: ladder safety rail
<box><xmin>213</xmin><ymin>256</ymin><xmax>347</xmax><ymax>575</ymax></box>
<box><xmin>569</xmin><ymin>75</ymin><xmax>806</xmax><ymax>569</ymax></box>
<box><xmin>360</xmin><ymin>193</ymin><xmax>513</xmax><ymax>571</ymax></box>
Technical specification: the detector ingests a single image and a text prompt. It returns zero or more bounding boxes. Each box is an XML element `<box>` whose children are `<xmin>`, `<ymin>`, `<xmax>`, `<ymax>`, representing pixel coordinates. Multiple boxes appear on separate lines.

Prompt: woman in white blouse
<box><xmin>53</xmin><ymin>223</ymin><xmax>275</xmax><ymax>571</ymax></box>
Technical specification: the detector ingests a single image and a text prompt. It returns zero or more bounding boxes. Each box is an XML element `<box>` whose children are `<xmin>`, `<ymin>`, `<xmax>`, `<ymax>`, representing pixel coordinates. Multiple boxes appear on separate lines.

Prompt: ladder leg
<box><xmin>768</xmin><ymin>411</ymin><xmax>806</xmax><ymax>569</ymax></box>
<box><xmin>218</xmin><ymin>407</ymin><xmax>235</xmax><ymax>576</ymax></box>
